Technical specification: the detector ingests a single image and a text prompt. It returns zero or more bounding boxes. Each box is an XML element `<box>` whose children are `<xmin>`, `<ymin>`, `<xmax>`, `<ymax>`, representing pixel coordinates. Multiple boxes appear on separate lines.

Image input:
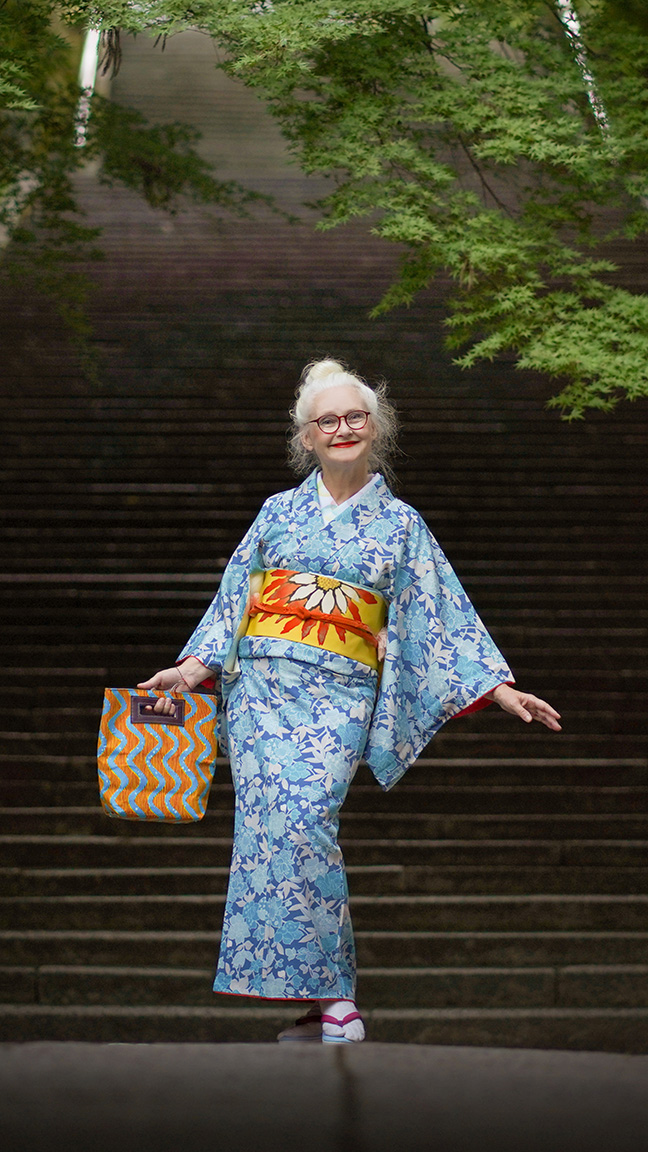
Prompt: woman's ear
<box><xmin>301</xmin><ymin>428</ymin><xmax>313</xmax><ymax>452</ymax></box>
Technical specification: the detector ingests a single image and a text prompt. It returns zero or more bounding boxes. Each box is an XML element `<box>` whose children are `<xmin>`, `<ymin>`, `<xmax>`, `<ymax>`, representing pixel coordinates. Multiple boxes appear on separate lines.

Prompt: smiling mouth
<box><xmin>331</xmin><ymin>441</ymin><xmax>358</xmax><ymax>447</ymax></box>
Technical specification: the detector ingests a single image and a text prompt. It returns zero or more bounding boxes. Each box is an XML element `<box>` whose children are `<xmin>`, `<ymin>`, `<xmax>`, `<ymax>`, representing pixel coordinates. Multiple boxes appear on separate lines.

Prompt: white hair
<box><xmin>288</xmin><ymin>358</ymin><xmax>399</xmax><ymax>480</ymax></box>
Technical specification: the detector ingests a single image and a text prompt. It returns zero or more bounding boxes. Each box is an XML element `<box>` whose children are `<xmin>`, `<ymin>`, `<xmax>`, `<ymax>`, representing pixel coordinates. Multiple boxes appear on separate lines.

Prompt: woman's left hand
<box><xmin>488</xmin><ymin>685</ymin><xmax>562</xmax><ymax>731</ymax></box>
<box><xmin>137</xmin><ymin>657</ymin><xmax>210</xmax><ymax>715</ymax></box>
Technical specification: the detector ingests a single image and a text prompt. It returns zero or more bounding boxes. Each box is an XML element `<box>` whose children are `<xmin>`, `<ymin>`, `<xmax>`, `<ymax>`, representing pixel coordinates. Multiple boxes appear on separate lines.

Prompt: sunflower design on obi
<box><xmin>246</xmin><ymin>568</ymin><xmax>387</xmax><ymax>670</ymax></box>
<box><xmin>291</xmin><ymin>572</ymin><xmax>360</xmax><ymax>615</ymax></box>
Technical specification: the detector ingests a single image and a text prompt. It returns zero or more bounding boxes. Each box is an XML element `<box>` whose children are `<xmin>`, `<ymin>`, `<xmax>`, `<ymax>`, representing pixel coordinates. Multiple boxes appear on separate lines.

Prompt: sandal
<box><xmin>276</xmin><ymin>1007</ymin><xmax>323</xmax><ymax>1043</ymax></box>
<box><xmin>321</xmin><ymin>1009</ymin><xmax>365</xmax><ymax>1044</ymax></box>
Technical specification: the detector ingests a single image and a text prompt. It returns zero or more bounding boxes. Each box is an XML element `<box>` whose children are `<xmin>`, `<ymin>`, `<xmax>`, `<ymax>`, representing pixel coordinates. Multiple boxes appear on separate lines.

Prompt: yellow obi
<box><xmin>246</xmin><ymin>569</ymin><xmax>387</xmax><ymax>670</ymax></box>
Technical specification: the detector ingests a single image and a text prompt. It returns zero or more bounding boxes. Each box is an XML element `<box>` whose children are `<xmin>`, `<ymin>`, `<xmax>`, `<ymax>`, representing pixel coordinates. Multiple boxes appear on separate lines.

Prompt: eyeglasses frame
<box><xmin>306</xmin><ymin>410</ymin><xmax>370</xmax><ymax>435</ymax></box>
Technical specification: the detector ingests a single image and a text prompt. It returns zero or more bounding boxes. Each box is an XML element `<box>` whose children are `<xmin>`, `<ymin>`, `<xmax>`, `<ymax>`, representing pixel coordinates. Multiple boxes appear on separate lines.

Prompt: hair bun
<box><xmin>302</xmin><ymin>359</ymin><xmax>346</xmax><ymax>386</ymax></box>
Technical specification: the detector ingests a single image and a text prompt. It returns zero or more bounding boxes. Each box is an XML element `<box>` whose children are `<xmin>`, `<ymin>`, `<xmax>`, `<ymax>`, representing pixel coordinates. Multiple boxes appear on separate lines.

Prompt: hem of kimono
<box><xmin>212</xmin><ymin>988</ymin><xmax>355</xmax><ymax>1002</ymax></box>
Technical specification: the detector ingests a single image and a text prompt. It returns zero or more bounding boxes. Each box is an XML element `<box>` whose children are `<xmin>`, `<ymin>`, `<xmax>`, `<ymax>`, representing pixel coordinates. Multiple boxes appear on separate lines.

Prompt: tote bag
<box><xmin>97</xmin><ymin>688</ymin><xmax>218</xmax><ymax>823</ymax></box>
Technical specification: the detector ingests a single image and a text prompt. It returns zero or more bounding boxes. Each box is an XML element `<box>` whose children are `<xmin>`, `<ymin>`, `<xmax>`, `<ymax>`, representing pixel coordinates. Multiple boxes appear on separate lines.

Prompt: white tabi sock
<box><xmin>319</xmin><ymin>998</ymin><xmax>365</xmax><ymax>1042</ymax></box>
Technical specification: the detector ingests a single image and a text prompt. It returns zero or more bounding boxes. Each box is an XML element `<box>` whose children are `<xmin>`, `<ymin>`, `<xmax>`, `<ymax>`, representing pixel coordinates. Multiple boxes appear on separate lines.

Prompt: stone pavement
<box><xmin>0</xmin><ymin>1042</ymin><xmax>647</xmax><ymax>1152</ymax></box>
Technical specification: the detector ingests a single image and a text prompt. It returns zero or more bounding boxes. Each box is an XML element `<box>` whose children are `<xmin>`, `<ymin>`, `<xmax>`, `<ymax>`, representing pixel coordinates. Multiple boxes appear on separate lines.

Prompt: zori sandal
<box><xmin>321</xmin><ymin>1009</ymin><xmax>365</xmax><ymax>1044</ymax></box>
<box><xmin>276</xmin><ymin>1008</ymin><xmax>323</xmax><ymax>1043</ymax></box>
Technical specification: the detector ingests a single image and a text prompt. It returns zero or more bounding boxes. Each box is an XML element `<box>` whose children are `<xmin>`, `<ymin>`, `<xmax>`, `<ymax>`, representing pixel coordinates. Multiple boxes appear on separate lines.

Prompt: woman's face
<box><xmin>301</xmin><ymin>384</ymin><xmax>376</xmax><ymax>473</ymax></box>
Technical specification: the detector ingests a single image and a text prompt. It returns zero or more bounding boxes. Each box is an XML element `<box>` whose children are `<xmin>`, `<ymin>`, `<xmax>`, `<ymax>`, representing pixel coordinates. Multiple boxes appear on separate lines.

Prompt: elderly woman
<box><xmin>139</xmin><ymin>359</ymin><xmax>561</xmax><ymax>1044</ymax></box>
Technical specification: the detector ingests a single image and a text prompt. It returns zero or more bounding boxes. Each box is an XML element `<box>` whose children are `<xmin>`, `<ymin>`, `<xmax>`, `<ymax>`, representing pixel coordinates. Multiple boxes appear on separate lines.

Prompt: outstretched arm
<box><xmin>486</xmin><ymin>684</ymin><xmax>562</xmax><ymax>731</ymax></box>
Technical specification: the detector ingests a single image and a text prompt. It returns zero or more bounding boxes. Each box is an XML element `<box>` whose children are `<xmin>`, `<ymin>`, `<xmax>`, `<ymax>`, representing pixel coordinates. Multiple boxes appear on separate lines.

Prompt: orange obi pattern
<box><xmin>246</xmin><ymin>569</ymin><xmax>387</xmax><ymax>669</ymax></box>
<box><xmin>97</xmin><ymin>688</ymin><xmax>218</xmax><ymax>822</ymax></box>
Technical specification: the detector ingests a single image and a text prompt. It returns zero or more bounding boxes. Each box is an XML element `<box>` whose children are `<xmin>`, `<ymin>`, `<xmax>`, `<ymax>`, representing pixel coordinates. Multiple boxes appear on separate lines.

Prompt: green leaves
<box><xmin>528</xmin><ymin>291</ymin><xmax>648</xmax><ymax>418</ymax></box>
<box><xmin>19</xmin><ymin>1</ymin><xmax>648</xmax><ymax>414</ymax></box>
<box><xmin>0</xmin><ymin>0</ymin><xmax>272</xmax><ymax>371</ymax></box>
<box><xmin>0</xmin><ymin>61</ymin><xmax>39</xmax><ymax>110</ymax></box>
<box><xmin>91</xmin><ymin>98</ymin><xmax>270</xmax><ymax>214</ymax></box>
<box><xmin>163</xmin><ymin>0</ymin><xmax>646</xmax><ymax>419</ymax></box>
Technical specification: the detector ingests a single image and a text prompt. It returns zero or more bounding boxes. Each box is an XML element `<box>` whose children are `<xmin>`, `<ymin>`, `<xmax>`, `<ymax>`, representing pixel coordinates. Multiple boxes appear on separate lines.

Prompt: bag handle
<box><xmin>130</xmin><ymin>695</ymin><xmax>186</xmax><ymax>727</ymax></box>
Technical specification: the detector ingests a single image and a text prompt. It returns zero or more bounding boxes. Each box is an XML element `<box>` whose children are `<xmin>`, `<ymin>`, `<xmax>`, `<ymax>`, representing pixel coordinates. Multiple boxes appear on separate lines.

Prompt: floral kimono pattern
<box><xmin>214</xmin><ymin>653</ymin><xmax>375</xmax><ymax>1000</ymax></box>
<box><xmin>178</xmin><ymin>471</ymin><xmax>513</xmax><ymax>1000</ymax></box>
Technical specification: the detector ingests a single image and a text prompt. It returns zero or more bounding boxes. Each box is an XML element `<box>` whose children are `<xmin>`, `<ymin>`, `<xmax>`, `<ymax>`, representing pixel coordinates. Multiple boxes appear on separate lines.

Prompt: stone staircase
<box><xmin>0</xmin><ymin>30</ymin><xmax>647</xmax><ymax>1049</ymax></box>
<box><xmin>2</xmin><ymin>747</ymin><xmax>648</xmax><ymax>1046</ymax></box>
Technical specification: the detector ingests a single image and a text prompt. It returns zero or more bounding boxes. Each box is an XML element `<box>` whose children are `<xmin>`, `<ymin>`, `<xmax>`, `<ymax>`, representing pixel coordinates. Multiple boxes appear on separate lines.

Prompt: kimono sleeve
<box><xmin>177</xmin><ymin>507</ymin><xmax>267</xmax><ymax>675</ymax></box>
<box><xmin>363</xmin><ymin>512</ymin><xmax>514</xmax><ymax>791</ymax></box>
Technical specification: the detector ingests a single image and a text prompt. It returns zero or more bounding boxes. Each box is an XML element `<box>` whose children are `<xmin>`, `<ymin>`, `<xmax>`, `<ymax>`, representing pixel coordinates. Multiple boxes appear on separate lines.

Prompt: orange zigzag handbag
<box><xmin>97</xmin><ymin>688</ymin><xmax>218</xmax><ymax>823</ymax></box>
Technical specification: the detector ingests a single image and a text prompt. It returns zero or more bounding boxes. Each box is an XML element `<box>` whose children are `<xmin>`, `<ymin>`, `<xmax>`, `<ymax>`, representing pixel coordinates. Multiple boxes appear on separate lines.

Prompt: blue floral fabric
<box><xmin>179</xmin><ymin>469</ymin><xmax>513</xmax><ymax>791</ymax></box>
<box><xmin>178</xmin><ymin>470</ymin><xmax>514</xmax><ymax>1001</ymax></box>
<box><xmin>213</xmin><ymin>653</ymin><xmax>376</xmax><ymax>1000</ymax></box>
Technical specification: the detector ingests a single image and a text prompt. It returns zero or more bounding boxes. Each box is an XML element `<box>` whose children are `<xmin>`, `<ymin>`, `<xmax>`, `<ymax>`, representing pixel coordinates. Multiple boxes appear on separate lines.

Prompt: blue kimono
<box><xmin>179</xmin><ymin>471</ymin><xmax>513</xmax><ymax>1000</ymax></box>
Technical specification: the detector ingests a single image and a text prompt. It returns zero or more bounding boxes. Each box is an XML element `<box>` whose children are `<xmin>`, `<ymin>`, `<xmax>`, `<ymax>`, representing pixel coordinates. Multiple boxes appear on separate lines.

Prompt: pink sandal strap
<box><xmin>321</xmin><ymin>1011</ymin><xmax>363</xmax><ymax>1028</ymax></box>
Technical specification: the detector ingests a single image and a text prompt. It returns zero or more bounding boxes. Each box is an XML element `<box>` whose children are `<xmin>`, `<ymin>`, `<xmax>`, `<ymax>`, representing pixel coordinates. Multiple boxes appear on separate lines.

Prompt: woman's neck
<box><xmin>319</xmin><ymin>465</ymin><xmax>372</xmax><ymax>505</ymax></box>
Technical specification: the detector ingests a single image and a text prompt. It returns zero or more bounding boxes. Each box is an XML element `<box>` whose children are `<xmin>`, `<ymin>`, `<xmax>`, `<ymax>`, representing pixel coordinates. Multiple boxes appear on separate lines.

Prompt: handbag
<box><xmin>97</xmin><ymin>688</ymin><xmax>218</xmax><ymax>823</ymax></box>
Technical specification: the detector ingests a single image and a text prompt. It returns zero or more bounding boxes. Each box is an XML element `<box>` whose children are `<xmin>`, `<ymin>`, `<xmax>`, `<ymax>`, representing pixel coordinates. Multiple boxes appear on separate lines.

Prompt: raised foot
<box><xmin>277</xmin><ymin>1009</ymin><xmax>322</xmax><ymax>1043</ymax></box>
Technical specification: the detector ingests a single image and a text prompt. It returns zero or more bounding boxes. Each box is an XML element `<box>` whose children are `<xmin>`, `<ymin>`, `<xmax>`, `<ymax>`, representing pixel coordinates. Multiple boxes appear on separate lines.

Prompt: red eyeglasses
<box><xmin>307</xmin><ymin>410</ymin><xmax>370</xmax><ymax>434</ymax></box>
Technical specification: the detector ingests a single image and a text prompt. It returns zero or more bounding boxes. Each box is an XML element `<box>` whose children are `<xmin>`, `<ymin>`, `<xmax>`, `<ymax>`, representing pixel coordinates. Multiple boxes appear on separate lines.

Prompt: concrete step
<box><xmin>4</xmin><ymin>390</ymin><xmax>639</xmax><ymax>413</ymax></box>
<box><xmin>4</xmin><ymin>962</ymin><xmax>648</xmax><ymax>1010</ymax></box>
<box><xmin>1</xmin><ymin>835</ymin><xmax>646</xmax><ymax>870</ymax></box>
<box><xmin>0</xmin><ymin>691</ymin><xmax>638</xmax><ymax>722</ymax></box>
<box><xmin>0</xmin><ymin>675</ymin><xmax>645</xmax><ymax>709</ymax></box>
<box><xmin>1</xmin><ymin>453</ymin><xmax>646</xmax><ymax>487</ymax></box>
<box><xmin>2</xmin><ymin>623</ymin><xmax>646</xmax><ymax>662</ymax></box>
<box><xmin>4</xmin><ymin>409</ymin><xmax>646</xmax><ymax>446</ymax></box>
<box><xmin>10</xmin><ymin>647</ymin><xmax>636</xmax><ymax>677</ymax></box>
<box><xmin>0</xmin><ymin>1002</ymin><xmax>646</xmax><ymax>1050</ymax></box>
<box><xmin>4</xmin><ymin>530</ymin><xmax>646</xmax><ymax>562</ymax></box>
<box><xmin>2</xmin><ymin>548</ymin><xmax>647</xmax><ymax>574</ymax></box>
<box><xmin>0</xmin><ymin>570</ymin><xmax>644</xmax><ymax>589</ymax></box>
<box><xmin>3</xmin><ymin>807</ymin><xmax>648</xmax><ymax>840</ymax></box>
<box><xmin>3</xmin><ymin>864</ymin><xmax>648</xmax><ymax>897</ymax></box>
<box><xmin>1</xmin><ymin>502</ymin><xmax>643</xmax><ymax>527</ymax></box>
<box><xmin>2</xmin><ymin>423</ymin><xmax>644</xmax><ymax>444</ymax></box>
<box><xmin>1</xmin><ymin>643</ymin><xmax>646</xmax><ymax>676</ymax></box>
<box><xmin>2</xmin><ymin>643</ymin><xmax>645</xmax><ymax>674</ymax></box>
<box><xmin>1</xmin><ymin>665</ymin><xmax>644</xmax><ymax>698</ymax></box>
<box><xmin>3</xmin><ymin>472</ymin><xmax>646</xmax><ymax>496</ymax></box>
<box><xmin>3</xmin><ymin>893</ymin><xmax>648</xmax><ymax>932</ymax></box>
<box><xmin>5</xmin><ymin>751</ymin><xmax>645</xmax><ymax>787</ymax></box>
<box><xmin>2</xmin><ymin>494</ymin><xmax>646</xmax><ymax>519</ymax></box>
<box><xmin>0</xmin><ymin>387</ymin><xmax>641</xmax><ymax>412</ymax></box>
<box><xmin>1</xmin><ymin>622</ymin><xmax>641</xmax><ymax>649</ymax></box>
<box><xmin>2</xmin><ymin>590</ymin><xmax>646</xmax><ymax>620</ymax></box>
<box><xmin>2</xmin><ymin>754</ymin><xmax>648</xmax><ymax>787</ymax></box>
<box><xmin>1</xmin><ymin>703</ymin><xmax>645</xmax><ymax>740</ymax></box>
<box><xmin>2</xmin><ymin>732</ymin><xmax>645</xmax><ymax>775</ymax></box>
<box><xmin>0</xmin><ymin>963</ymin><xmax>552</xmax><ymax>1008</ymax></box>
<box><xmin>2</xmin><ymin>781</ymin><xmax>647</xmax><ymax>815</ymax></box>
<box><xmin>4</xmin><ymin>929</ymin><xmax>648</xmax><ymax>969</ymax></box>
<box><xmin>3</xmin><ymin>541</ymin><xmax>646</xmax><ymax>573</ymax></box>
<box><xmin>2</xmin><ymin>449</ymin><xmax>646</xmax><ymax>487</ymax></box>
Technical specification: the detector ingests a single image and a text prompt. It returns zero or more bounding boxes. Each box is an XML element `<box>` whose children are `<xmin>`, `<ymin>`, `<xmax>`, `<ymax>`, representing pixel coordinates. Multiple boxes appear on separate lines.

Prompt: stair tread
<box><xmin>1</xmin><ymin>1002</ymin><xmax>647</xmax><ymax>1018</ymax></box>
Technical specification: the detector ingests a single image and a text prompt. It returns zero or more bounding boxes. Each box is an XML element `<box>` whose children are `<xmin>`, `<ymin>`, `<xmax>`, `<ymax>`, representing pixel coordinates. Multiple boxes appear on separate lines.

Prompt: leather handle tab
<box><xmin>130</xmin><ymin>696</ymin><xmax>186</xmax><ymax>727</ymax></box>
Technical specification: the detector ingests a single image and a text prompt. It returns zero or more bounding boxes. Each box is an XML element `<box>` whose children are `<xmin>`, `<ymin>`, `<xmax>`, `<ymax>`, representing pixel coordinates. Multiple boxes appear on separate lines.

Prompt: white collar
<box><xmin>317</xmin><ymin>472</ymin><xmax>378</xmax><ymax>524</ymax></box>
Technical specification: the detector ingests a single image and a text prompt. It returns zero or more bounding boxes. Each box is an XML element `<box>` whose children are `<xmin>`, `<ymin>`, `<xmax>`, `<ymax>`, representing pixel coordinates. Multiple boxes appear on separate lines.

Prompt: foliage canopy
<box><xmin>0</xmin><ymin>0</ymin><xmax>267</xmax><ymax>369</ymax></box>
<box><xmin>8</xmin><ymin>2</ymin><xmax>648</xmax><ymax>415</ymax></box>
